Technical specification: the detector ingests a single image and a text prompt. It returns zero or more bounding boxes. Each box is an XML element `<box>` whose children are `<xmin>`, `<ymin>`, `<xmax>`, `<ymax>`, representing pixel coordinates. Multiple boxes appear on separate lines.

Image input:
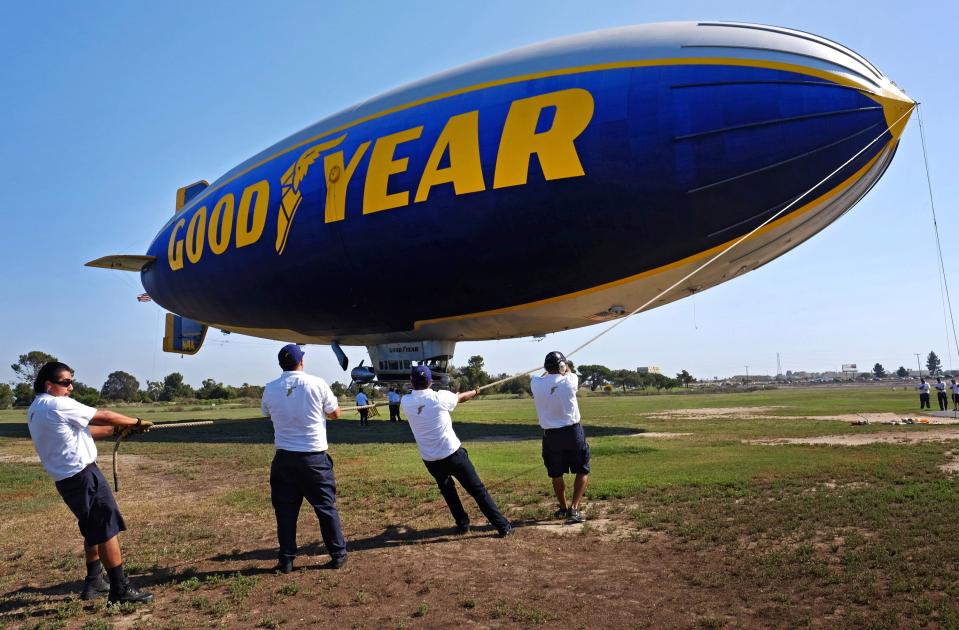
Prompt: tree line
<box><xmin>1</xmin><ymin>351</ymin><xmax>264</xmax><ymax>409</ymax></box>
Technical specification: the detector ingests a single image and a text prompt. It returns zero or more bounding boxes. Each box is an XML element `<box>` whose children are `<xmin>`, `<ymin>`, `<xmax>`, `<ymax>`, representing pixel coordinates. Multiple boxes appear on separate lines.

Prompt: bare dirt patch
<box><xmin>750</xmin><ymin>427</ymin><xmax>959</xmax><ymax>446</ymax></box>
<box><xmin>940</xmin><ymin>451</ymin><xmax>959</xmax><ymax>474</ymax></box>
<box><xmin>646</xmin><ymin>406</ymin><xmax>784</xmax><ymax>419</ymax></box>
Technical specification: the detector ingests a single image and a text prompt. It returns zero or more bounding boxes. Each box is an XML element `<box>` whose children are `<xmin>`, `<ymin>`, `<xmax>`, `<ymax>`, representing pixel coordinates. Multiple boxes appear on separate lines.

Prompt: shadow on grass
<box><xmin>0</xmin><ymin>419</ymin><xmax>641</xmax><ymax>445</ymax></box>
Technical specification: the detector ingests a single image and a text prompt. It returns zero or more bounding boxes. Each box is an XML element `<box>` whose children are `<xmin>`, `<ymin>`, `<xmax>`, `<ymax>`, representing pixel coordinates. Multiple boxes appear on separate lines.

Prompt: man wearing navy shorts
<box><xmin>531</xmin><ymin>352</ymin><xmax>590</xmax><ymax>523</ymax></box>
<box><xmin>262</xmin><ymin>344</ymin><xmax>348</xmax><ymax>572</ymax></box>
<box><xmin>27</xmin><ymin>362</ymin><xmax>154</xmax><ymax>604</ymax></box>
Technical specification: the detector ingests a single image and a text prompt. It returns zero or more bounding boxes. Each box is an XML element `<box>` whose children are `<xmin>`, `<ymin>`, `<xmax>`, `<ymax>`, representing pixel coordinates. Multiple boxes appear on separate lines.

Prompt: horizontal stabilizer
<box><xmin>163</xmin><ymin>313</ymin><xmax>208</xmax><ymax>355</ymax></box>
<box><xmin>85</xmin><ymin>255</ymin><xmax>156</xmax><ymax>272</ymax></box>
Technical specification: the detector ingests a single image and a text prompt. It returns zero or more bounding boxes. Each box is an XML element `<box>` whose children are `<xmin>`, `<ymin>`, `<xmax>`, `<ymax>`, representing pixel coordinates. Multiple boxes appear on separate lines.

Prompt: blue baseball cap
<box><xmin>278</xmin><ymin>344</ymin><xmax>305</xmax><ymax>369</ymax></box>
<box><xmin>411</xmin><ymin>364</ymin><xmax>432</xmax><ymax>387</ymax></box>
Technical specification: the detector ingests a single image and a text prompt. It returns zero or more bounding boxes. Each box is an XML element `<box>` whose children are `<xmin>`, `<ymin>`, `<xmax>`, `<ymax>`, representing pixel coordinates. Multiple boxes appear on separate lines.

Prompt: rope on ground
<box><xmin>479</xmin><ymin>105</ymin><xmax>916</xmax><ymax>392</ymax></box>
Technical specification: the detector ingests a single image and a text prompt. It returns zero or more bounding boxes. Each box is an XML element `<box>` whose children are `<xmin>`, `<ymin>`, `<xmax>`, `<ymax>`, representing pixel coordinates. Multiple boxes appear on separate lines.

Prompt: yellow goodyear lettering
<box><xmin>415</xmin><ymin>110</ymin><xmax>485</xmax><ymax>203</ymax></box>
<box><xmin>324</xmin><ymin>141</ymin><xmax>371</xmax><ymax>223</ymax></box>
<box><xmin>208</xmin><ymin>194</ymin><xmax>234</xmax><ymax>255</ymax></box>
<box><xmin>185</xmin><ymin>206</ymin><xmax>207</xmax><ymax>264</ymax></box>
<box><xmin>493</xmin><ymin>88</ymin><xmax>594</xmax><ymax>189</ymax></box>
<box><xmin>236</xmin><ymin>180</ymin><xmax>270</xmax><ymax>248</ymax></box>
<box><xmin>168</xmin><ymin>218</ymin><xmax>186</xmax><ymax>271</ymax></box>
<box><xmin>363</xmin><ymin>126</ymin><xmax>423</xmax><ymax>214</ymax></box>
<box><xmin>277</xmin><ymin>134</ymin><xmax>346</xmax><ymax>253</ymax></box>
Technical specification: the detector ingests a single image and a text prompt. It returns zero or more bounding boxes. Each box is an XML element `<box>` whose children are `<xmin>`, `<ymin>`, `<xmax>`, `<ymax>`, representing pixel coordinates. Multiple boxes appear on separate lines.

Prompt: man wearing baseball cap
<box><xmin>530</xmin><ymin>351</ymin><xmax>590</xmax><ymax>523</ymax></box>
<box><xmin>262</xmin><ymin>344</ymin><xmax>348</xmax><ymax>572</ymax></box>
<box><xmin>400</xmin><ymin>365</ymin><xmax>512</xmax><ymax>537</ymax></box>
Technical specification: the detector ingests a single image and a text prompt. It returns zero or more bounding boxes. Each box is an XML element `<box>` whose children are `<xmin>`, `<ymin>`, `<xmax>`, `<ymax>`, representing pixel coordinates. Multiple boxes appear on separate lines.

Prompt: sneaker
<box><xmin>80</xmin><ymin>574</ymin><xmax>110</xmax><ymax>600</ymax></box>
<box><xmin>497</xmin><ymin>525</ymin><xmax>513</xmax><ymax>538</ymax></box>
<box><xmin>553</xmin><ymin>507</ymin><xmax>570</xmax><ymax>519</ymax></box>
<box><xmin>273</xmin><ymin>559</ymin><xmax>293</xmax><ymax>574</ymax></box>
<box><xmin>325</xmin><ymin>555</ymin><xmax>348</xmax><ymax>570</ymax></box>
<box><xmin>567</xmin><ymin>509</ymin><xmax>585</xmax><ymax>524</ymax></box>
<box><xmin>455</xmin><ymin>523</ymin><xmax>471</xmax><ymax>535</ymax></box>
<box><xmin>108</xmin><ymin>582</ymin><xmax>154</xmax><ymax>605</ymax></box>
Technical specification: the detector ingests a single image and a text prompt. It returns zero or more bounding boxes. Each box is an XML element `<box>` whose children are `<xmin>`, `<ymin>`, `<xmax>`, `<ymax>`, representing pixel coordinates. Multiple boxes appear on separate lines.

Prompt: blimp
<box><xmin>88</xmin><ymin>21</ymin><xmax>913</xmax><ymax>384</ymax></box>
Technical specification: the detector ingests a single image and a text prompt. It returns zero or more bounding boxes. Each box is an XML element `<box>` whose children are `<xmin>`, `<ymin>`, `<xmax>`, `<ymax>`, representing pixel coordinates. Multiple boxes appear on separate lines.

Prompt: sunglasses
<box><xmin>52</xmin><ymin>379</ymin><xmax>75</xmax><ymax>387</ymax></box>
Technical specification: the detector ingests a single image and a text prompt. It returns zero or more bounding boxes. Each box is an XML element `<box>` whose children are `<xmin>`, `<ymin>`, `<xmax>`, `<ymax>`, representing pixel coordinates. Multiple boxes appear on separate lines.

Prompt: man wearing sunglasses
<box><xmin>26</xmin><ymin>361</ymin><xmax>154</xmax><ymax>605</ymax></box>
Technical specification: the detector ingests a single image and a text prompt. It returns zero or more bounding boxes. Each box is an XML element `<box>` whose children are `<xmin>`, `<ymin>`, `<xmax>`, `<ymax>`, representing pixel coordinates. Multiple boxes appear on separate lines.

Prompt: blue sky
<box><xmin>1</xmin><ymin>0</ymin><xmax>957</xmax><ymax>390</ymax></box>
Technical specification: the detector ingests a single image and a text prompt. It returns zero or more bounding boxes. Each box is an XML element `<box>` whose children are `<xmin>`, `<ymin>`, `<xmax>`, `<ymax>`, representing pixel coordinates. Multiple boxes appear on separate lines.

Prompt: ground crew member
<box><xmin>262</xmin><ymin>344</ymin><xmax>348</xmax><ymax>572</ymax></box>
<box><xmin>918</xmin><ymin>378</ymin><xmax>931</xmax><ymax>409</ymax></box>
<box><xmin>400</xmin><ymin>365</ymin><xmax>512</xmax><ymax>537</ymax></box>
<box><xmin>935</xmin><ymin>377</ymin><xmax>948</xmax><ymax>410</ymax></box>
<box><xmin>388</xmin><ymin>387</ymin><xmax>402</xmax><ymax>422</ymax></box>
<box><xmin>356</xmin><ymin>389</ymin><xmax>370</xmax><ymax>426</ymax></box>
<box><xmin>26</xmin><ymin>362</ymin><xmax>154</xmax><ymax>604</ymax></box>
<box><xmin>530</xmin><ymin>351</ymin><xmax>590</xmax><ymax>524</ymax></box>
<box><xmin>951</xmin><ymin>379</ymin><xmax>959</xmax><ymax>411</ymax></box>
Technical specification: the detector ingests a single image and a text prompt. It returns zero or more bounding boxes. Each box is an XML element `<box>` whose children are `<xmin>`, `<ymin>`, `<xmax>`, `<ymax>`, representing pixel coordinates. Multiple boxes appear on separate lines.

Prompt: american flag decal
<box><xmin>136</xmin><ymin>293</ymin><xmax>152</xmax><ymax>303</ymax></box>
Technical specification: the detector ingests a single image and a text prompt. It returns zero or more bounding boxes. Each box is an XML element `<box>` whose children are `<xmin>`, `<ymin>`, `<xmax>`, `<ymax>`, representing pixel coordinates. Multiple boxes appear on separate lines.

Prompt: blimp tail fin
<box><xmin>162</xmin><ymin>313</ymin><xmax>208</xmax><ymax>355</ymax></box>
<box><xmin>175</xmin><ymin>180</ymin><xmax>209</xmax><ymax>212</ymax></box>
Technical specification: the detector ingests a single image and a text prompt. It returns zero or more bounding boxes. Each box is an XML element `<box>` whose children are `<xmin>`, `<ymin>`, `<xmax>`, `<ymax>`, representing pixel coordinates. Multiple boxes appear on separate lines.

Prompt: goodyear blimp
<box><xmin>89</xmin><ymin>21</ymin><xmax>913</xmax><ymax>383</ymax></box>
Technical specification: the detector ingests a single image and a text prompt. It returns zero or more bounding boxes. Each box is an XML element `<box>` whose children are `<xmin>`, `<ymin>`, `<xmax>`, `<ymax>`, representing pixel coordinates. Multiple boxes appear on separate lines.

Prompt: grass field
<box><xmin>1</xmin><ymin>386</ymin><xmax>958</xmax><ymax>628</ymax></box>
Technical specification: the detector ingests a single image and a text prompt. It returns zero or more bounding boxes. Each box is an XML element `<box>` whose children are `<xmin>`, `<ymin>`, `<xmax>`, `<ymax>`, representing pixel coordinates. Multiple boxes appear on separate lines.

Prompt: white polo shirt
<box><xmin>530</xmin><ymin>372</ymin><xmax>581</xmax><ymax>429</ymax></box>
<box><xmin>27</xmin><ymin>393</ymin><xmax>98</xmax><ymax>482</ymax></box>
<box><xmin>935</xmin><ymin>381</ymin><xmax>946</xmax><ymax>392</ymax></box>
<box><xmin>400</xmin><ymin>389</ymin><xmax>461</xmax><ymax>461</ymax></box>
<box><xmin>919</xmin><ymin>382</ymin><xmax>930</xmax><ymax>393</ymax></box>
<box><xmin>952</xmin><ymin>383</ymin><xmax>959</xmax><ymax>395</ymax></box>
<box><xmin>262</xmin><ymin>371</ymin><xmax>338</xmax><ymax>452</ymax></box>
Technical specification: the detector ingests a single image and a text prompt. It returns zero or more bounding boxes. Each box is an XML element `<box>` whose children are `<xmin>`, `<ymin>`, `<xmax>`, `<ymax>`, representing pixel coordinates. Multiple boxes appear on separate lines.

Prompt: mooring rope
<box><xmin>112</xmin><ymin>420</ymin><xmax>216</xmax><ymax>491</ymax></box>
<box><xmin>917</xmin><ymin>105</ymin><xmax>959</xmax><ymax>372</ymax></box>
<box><xmin>477</xmin><ymin>104</ymin><xmax>917</xmax><ymax>392</ymax></box>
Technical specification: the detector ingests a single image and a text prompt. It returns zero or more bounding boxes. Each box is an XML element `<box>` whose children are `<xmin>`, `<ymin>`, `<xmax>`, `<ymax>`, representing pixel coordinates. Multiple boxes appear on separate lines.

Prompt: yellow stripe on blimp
<box><xmin>179</xmin><ymin>56</ymin><xmax>893</xmax><ymax>212</ymax></box>
<box><xmin>412</xmin><ymin>139</ymin><xmax>900</xmax><ymax>330</ymax></box>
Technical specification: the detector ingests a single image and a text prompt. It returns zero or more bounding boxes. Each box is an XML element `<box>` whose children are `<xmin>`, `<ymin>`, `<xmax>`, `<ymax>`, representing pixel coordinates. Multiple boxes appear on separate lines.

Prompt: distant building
<box><xmin>637</xmin><ymin>366</ymin><xmax>661</xmax><ymax>374</ymax></box>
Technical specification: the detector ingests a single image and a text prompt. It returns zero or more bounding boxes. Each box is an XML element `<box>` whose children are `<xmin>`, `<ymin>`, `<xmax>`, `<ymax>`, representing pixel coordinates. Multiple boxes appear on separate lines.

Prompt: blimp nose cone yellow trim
<box><xmin>874</xmin><ymin>82</ymin><xmax>915</xmax><ymax>142</ymax></box>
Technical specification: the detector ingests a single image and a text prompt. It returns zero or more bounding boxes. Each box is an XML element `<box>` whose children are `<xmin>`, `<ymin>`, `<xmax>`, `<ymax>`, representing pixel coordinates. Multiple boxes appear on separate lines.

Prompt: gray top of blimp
<box><xmin>168</xmin><ymin>21</ymin><xmax>895</xmax><ymax>226</ymax></box>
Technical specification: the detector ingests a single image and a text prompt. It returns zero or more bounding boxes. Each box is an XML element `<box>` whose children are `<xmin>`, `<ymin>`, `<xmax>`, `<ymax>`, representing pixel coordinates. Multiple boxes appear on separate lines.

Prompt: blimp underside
<box><xmin>118</xmin><ymin>21</ymin><xmax>912</xmax><ymax>367</ymax></box>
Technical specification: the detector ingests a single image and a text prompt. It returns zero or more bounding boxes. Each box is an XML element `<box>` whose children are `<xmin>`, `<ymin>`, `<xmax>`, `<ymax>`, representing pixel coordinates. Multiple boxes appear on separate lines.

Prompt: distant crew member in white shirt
<box><xmin>387</xmin><ymin>387</ymin><xmax>402</xmax><ymax>422</ymax></box>
<box><xmin>530</xmin><ymin>351</ymin><xmax>590</xmax><ymax>524</ymax></box>
<box><xmin>951</xmin><ymin>379</ymin><xmax>959</xmax><ymax>411</ymax></box>
<box><xmin>400</xmin><ymin>365</ymin><xmax>512</xmax><ymax>537</ymax></box>
<box><xmin>917</xmin><ymin>378</ymin><xmax>931</xmax><ymax>409</ymax></box>
<box><xmin>356</xmin><ymin>389</ymin><xmax>371</xmax><ymax>426</ymax></box>
<box><xmin>26</xmin><ymin>361</ymin><xmax>154</xmax><ymax>604</ymax></box>
<box><xmin>261</xmin><ymin>344</ymin><xmax>347</xmax><ymax>572</ymax></box>
<box><xmin>935</xmin><ymin>377</ymin><xmax>948</xmax><ymax>411</ymax></box>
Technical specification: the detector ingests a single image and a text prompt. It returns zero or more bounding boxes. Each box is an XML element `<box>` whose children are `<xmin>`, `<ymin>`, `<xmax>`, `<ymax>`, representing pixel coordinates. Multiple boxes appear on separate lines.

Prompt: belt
<box><xmin>276</xmin><ymin>449</ymin><xmax>328</xmax><ymax>455</ymax></box>
<box><xmin>543</xmin><ymin>423</ymin><xmax>579</xmax><ymax>432</ymax></box>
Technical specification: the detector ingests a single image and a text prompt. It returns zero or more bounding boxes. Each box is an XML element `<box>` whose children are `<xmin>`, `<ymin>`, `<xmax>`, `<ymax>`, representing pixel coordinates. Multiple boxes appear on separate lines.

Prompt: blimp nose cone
<box><xmin>876</xmin><ymin>81</ymin><xmax>915</xmax><ymax>141</ymax></box>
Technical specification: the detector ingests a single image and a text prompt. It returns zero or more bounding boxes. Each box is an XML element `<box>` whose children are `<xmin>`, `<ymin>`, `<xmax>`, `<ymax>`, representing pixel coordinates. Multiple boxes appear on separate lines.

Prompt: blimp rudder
<box><xmin>129</xmin><ymin>22</ymin><xmax>912</xmax><ymax>352</ymax></box>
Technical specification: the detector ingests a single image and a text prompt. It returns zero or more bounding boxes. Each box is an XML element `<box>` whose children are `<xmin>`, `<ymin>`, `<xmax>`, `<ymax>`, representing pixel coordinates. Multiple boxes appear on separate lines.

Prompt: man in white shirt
<box><xmin>935</xmin><ymin>377</ymin><xmax>948</xmax><ymax>411</ymax></box>
<box><xmin>387</xmin><ymin>387</ymin><xmax>402</xmax><ymax>422</ymax></box>
<box><xmin>918</xmin><ymin>378</ymin><xmax>931</xmax><ymax>409</ymax></box>
<box><xmin>951</xmin><ymin>379</ymin><xmax>959</xmax><ymax>411</ymax></box>
<box><xmin>26</xmin><ymin>361</ymin><xmax>154</xmax><ymax>604</ymax></box>
<box><xmin>356</xmin><ymin>389</ymin><xmax>370</xmax><ymax>426</ymax></box>
<box><xmin>400</xmin><ymin>365</ymin><xmax>512</xmax><ymax>537</ymax></box>
<box><xmin>530</xmin><ymin>351</ymin><xmax>590</xmax><ymax>524</ymax></box>
<box><xmin>262</xmin><ymin>344</ymin><xmax>347</xmax><ymax>572</ymax></box>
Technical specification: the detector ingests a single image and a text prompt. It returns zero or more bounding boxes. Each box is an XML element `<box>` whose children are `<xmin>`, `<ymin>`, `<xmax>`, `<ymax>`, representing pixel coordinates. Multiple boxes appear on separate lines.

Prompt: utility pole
<box><xmin>915</xmin><ymin>353</ymin><xmax>923</xmax><ymax>378</ymax></box>
<box><xmin>776</xmin><ymin>352</ymin><xmax>782</xmax><ymax>379</ymax></box>
<box><xmin>744</xmin><ymin>365</ymin><xmax>750</xmax><ymax>385</ymax></box>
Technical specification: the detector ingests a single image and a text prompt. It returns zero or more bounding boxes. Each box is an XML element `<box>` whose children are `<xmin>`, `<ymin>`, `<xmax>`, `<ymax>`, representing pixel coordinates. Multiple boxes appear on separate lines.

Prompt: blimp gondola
<box><xmin>88</xmin><ymin>21</ymin><xmax>914</xmax><ymax>383</ymax></box>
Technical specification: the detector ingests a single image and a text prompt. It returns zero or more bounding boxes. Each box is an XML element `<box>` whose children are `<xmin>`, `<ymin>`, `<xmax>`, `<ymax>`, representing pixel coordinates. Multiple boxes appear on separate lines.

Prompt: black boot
<box><xmin>106</xmin><ymin>564</ymin><xmax>154</xmax><ymax>605</ymax></box>
<box><xmin>81</xmin><ymin>561</ymin><xmax>110</xmax><ymax>600</ymax></box>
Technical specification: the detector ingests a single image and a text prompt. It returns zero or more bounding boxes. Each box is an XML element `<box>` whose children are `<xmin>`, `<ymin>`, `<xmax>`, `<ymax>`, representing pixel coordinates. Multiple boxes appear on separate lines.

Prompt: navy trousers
<box><xmin>423</xmin><ymin>447</ymin><xmax>510</xmax><ymax>533</ymax></box>
<box><xmin>270</xmin><ymin>450</ymin><xmax>347</xmax><ymax>562</ymax></box>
